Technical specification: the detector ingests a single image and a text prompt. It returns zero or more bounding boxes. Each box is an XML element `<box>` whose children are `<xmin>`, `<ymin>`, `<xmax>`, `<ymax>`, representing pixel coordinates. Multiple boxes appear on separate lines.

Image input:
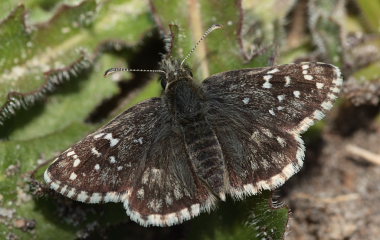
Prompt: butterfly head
<box><xmin>159</xmin><ymin>24</ymin><xmax>222</xmax><ymax>91</ymax></box>
<box><xmin>159</xmin><ymin>57</ymin><xmax>193</xmax><ymax>91</ymax></box>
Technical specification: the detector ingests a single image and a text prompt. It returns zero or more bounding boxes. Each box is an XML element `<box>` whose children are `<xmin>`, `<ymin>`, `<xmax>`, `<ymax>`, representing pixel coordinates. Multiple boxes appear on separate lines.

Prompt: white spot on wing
<box><xmin>263</xmin><ymin>75</ymin><xmax>272</xmax><ymax>81</ymax></box>
<box><xmin>269</xmin><ymin>109</ymin><xmax>275</xmax><ymax>116</ymax></box>
<box><xmin>44</xmin><ymin>170</ymin><xmax>52</xmax><ymax>183</ymax></box>
<box><xmin>257</xmin><ymin>180</ymin><xmax>271</xmax><ymax>190</ymax></box>
<box><xmin>104</xmin><ymin>133</ymin><xmax>120</xmax><ymax>147</ymax></box>
<box><xmin>67</xmin><ymin>188</ymin><xmax>76</xmax><ymax>198</ymax></box>
<box><xmin>190</xmin><ymin>204</ymin><xmax>200</xmax><ymax>216</ymax></box>
<box><xmin>94</xmin><ymin>133</ymin><xmax>105</xmax><ymax>139</ymax></box>
<box><xmin>276</xmin><ymin>136</ymin><xmax>286</xmax><ymax>147</ymax></box>
<box><xmin>285</xmin><ymin>76</ymin><xmax>291</xmax><ymax>87</ymax></box>
<box><xmin>321</xmin><ymin>101</ymin><xmax>333</xmax><ymax>110</ymax></box>
<box><xmin>219</xmin><ymin>192</ymin><xmax>226</xmax><ymax>201</ymax></box>
<box><xmin>60</xmin><ymin>185</ymin><xmax>68</xmax><ymax>194</ymax></box>
<box><xmin>69</xmin><ymin>172</ymin><xmax>77</xmax><ymax>180</ymax></box>
<box><xmin>328</xmin><ymin>93</ymin><xmax>336</xmax><ymax>100</ymax></box>
<box><xmin>262</xmin><ymin>128</ymin><xmax>273</xmax><ymax>138</ymax></box>
<box><xmin>262</xmin><ymin>75</ymin><xmax>272</xmax><ymax>88</ymax></box>
<box><xmin>91</xmin><ymin>147</ymin><xmax>101</xmax><ymax>157</ymax></box>
<box><xmin>313</xmin><ymin>110</ymin><xmax>324</xmax><ymax>120</ymax></box>
<box><xmin>142</xmin><ymin>169</ymin><xmax>150</xmax><ymax>184</ymax></box>
<box><xmin>147</xmin><ymin>214</ymin><xmax>162</xmax><ymax>225</ymax></box>
<box><xmin>331</xmin><ymin>87</ymin><xmax>340</xmax><ymax>93</ymax></box>
<box><xmin>51</xmin><ymin>182</ymin><xmax>59</xmax><ymax>190</ymax></box>
<box><xmin>89</xmin><ymin>193</ymin><xmax>102</xmax><ymax>203</ymax></box>
<box><xmin>165</xmin><ymin>195</ymin><xmax>173</xmax><ymax>205</ymax></box>
<box><xmin>151</xmin><ymin>168</ymin><xmax>163</xmax><ymax>184</ymax></box>
<box><xmin>67</xmin><ymin>151</ymin><xmax>75</xmax><ymax>157</ymax></box>
<box><xmin>316</xmin><ymin>82</ymin><xmax>324</xmax><ymax>89</ymax></box>
<box><xmin>282</xmin><ymin>164</ymin><xmax>296</xmax><ymax>178</ymax></box>
<box><xmin>109</xmin><ymin>156</ymin><xmax>116</xmax><ymax>164</ymax></box>
<box><xmin>104</xmin><ymin>192</ymin><xmax>119</xmax><ymax>202</ymax></box>
<box><xmin>134</xmin><ymin>137</ymin><xmax>143</xmax><ymax>145</ymax></box>
<box><xmin>242</xmin><ymin>97</ymin><xmax>250</xmax><ymax>104</ymax></box>
<box><xmin>94</xmin><ymin>164</ymin><xmax>100</xmax><ymax>170</ymax></box>
<box><xmin>73</xmin><ymin>159</ymin><xmax>80</xmax><ymax>167</ymax></box>
<box><xmin>77</xmin><ymin>191</ymin><xmax>88</xmax><ymax>202</ymax></box>
<box><xmin>244</xmin><ymin>184</ymin><xmax>256</xmax><ymax>194</ymax></box>
<box><xmin>270</xmin><ymin>174</ymin><xmax>285</xmax><ymax>187</ymax></box>
<box><xmin>267</xmin><ymin>68</ymin><xmax>280</xmax><ymax>74</ymax></box>
<box><xmin>293</xmin><ymin>91</ymin><xmax>300</xmax><ymax>98</ymax></box>
<box><xmin>277</xmin><ymin>94</ymin><xmax>285</xmax><ymax>102</ymax></box>
<box><xmin>174</xmin><ymin>185</ymin><xmax>183</xmax><ymax>200</ymax></box>
<box><xmin>304</xmin><ymin>75</ymin><xmax>313</xmax><ymax>80</ymax></box>
<box><xmin>148</xmin><ymin>199</ymin><xmax>163</xmax><ymax>211</ymax></box>
<box><xmin>137</xmin><ymin>188</ymin><xmax>144</xmax><ymax>199</ymax></box>
<box><xmin>179</xmin><ymin>208</ymin><xmax>191</xmax><ymax>220</ymax></box>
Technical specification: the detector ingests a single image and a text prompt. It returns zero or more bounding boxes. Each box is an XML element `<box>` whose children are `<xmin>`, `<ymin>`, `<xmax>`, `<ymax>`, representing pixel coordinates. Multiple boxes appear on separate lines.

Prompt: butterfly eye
<box><xmin>161</xmin><ymin>78</ymin><xmax>167</xmax><ymax>89</ymax></box>
<box><xmin>183</xmin><ymin>66</ymin><xmax>193</xmax><ymax>77</ymax></box>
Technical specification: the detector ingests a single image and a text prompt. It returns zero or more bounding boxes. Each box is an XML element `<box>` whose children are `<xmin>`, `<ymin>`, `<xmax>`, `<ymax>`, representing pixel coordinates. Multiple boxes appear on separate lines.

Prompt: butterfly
<box><xmin>44</xmin><ymin>24</ymin><xmax>343</xmax><ymax>226</ymax></box>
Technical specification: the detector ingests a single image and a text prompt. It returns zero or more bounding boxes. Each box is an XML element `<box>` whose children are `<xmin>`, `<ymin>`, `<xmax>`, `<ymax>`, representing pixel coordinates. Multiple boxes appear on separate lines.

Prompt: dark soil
<box><xmin>283</xmin><ymin>102</ymin><xmax>380</xmax><ymax>240</ymax></box>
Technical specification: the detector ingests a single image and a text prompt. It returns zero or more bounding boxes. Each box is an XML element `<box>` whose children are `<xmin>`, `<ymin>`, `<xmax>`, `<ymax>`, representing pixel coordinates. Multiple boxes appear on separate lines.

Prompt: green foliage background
<box><xmin>0</xmin><ymin>0</ymin><xmax>379</xmax><ymax>239</ymax></box>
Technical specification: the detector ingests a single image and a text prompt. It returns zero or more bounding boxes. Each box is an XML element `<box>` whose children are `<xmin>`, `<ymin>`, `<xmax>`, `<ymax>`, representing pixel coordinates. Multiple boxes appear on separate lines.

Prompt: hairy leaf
<box><xmin>0</xmin><ymin>0</ymin><xmax>152</xmax><ymax>125</ymax></box>
<box><xmin>187</xmin><ymin>192</ymin><xmax>288</xmax><ymax>240</ymax></box>
<box><xmin>0</xmin><ymin>0</ymin><xmax>156</xmax><ymax>239</ymax></box>
<box><xmin>308</xmin><ymin>0</ymin><xmax>344</xmax><ymax>66</ymax></box>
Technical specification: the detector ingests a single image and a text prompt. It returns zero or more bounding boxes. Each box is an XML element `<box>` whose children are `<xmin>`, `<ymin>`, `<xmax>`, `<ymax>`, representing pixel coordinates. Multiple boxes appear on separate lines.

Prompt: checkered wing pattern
<box><xmin>44</xmin><ymin>98</ymin><xmax>216</xmax><ymax>227</ymax></box>
<box><xmin>201</xmin><ymin>62</ymin><xmax>342</xmax><ymax>197</ymax></box>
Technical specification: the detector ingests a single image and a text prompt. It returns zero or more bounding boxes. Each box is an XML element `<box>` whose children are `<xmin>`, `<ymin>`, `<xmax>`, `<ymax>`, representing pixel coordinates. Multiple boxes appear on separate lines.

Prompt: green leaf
<box><xmin>308</xmin><ymin>0</ymin><xmax>344</xmax><ymax>66</ymax></box>
<box><xmin>242</xmin><ymin>0</ymin><xmax>297</xmax><ymax>53</ymax></box>
<box><xmin>186</xmin><ymin>192</ymin><xmax>288</xmax><ymax>240</ymax></box>
<box><xmin>247</xmin><ymin>192</ymin><xmax>289</xmax><ymax>240</ymax></box>
<box><xmin>0</xmin><ymin>1</ymin><xmax>157</xmax><ymax>239</ymax></box>
<box><xmin>356</xmin><ymin>0</ymin><xmax>380</xmax><ymax>33</ymax></box>
<box><xmin>0</xmin><ymin>2</ymin><xmax>96</xmax><ymax>125</ymax></box>
<box><xmin>0</xmin><ymin>0</ymin><xmax>153</xmax><ymax>125</ymax></box>
<box><xmin>0</xmin><ymin>122</ymin><xmax>92</xmax><ymax>239</ymax></box>
<box><xmin>151</xmin><ymin>0</ymin><xmax>276</xmax><ymax>81</ymax></box>
<box><xmin>353</xmin><ymin>60</ymin><xmax>380</xmax><ymax>82</ymax></box>
<box><xmin>0</xmin><ymin>54</ymin><xmax>118</xmax><ymax>140</ymax></box>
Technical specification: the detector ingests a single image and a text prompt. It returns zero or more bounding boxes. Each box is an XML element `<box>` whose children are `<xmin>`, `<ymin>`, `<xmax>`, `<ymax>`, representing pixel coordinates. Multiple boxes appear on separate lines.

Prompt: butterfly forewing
<box><xmin>202</xmin><ymin>62</ymin><xmax>342</xmax><ymax>133</ymax></box>
<box><xmin>45</xmin><ymin>98</ymin><xmax>164</xmax><ymax>202</ymax></box>
<box><xmin>202</xmin><ymin>62</ymin><xmax>342</xmax><ymax>197</ymax></box>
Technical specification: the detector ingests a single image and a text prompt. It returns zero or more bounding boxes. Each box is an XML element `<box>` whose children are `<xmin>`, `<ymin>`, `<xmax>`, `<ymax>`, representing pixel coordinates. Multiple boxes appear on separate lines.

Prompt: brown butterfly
<box><xmin>45</xmin><ymin>24</ymin><xmax>342</xmax><ymax>226</ymax></box>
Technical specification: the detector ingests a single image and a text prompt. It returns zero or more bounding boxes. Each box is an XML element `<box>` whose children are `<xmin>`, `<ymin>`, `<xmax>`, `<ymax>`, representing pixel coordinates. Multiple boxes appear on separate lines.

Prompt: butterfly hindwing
<box><xmin>208</xmin><ymin>110</ymin><xmax>304</xmax><ymax>198</ymax></box>
<box><xmin>44</xmin><ymin>98</ymin><xmax>216</xmax><ymax>226</ymax></box>
<box><xmin>125</xmin><ymin>133</ymin><xmax>216</xmax><ymax>226</ymax></box>
<box><xmin>201</xmin><ymin>62</ymin><xmax>342</xmax><ymax>197</ymax></box>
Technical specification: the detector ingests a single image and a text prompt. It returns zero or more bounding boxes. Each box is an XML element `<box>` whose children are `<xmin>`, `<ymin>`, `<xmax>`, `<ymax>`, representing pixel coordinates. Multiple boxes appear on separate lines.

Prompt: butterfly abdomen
<box><xmin>182</xmin><ymin>119</ymin><xmax>227</xmax><ymax>200</ymax></box>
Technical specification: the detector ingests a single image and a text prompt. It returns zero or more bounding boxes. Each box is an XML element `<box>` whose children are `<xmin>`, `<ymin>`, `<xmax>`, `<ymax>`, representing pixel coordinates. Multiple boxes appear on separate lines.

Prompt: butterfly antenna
<box><xmin>180</xmin><ymin>24</ymin><xmax>223</xmax><ymax>66</ymax></box>
<box><xmin>104</xmin><ymin>68</ymin><xmax>166</xmax><ymax>77</ymax></box>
